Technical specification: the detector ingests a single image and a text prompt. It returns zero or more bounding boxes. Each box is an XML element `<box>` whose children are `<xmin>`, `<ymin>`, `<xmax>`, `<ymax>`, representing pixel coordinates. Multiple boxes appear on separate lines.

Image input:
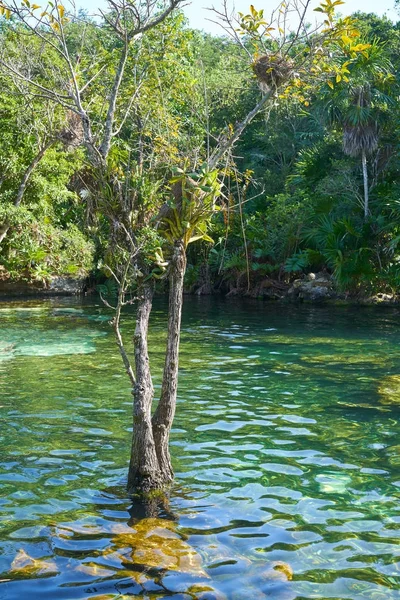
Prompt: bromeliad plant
<box><xmin>158</xmin><ymin>166</ymin><xmax>221</xmax><ymax>248</ymax></box>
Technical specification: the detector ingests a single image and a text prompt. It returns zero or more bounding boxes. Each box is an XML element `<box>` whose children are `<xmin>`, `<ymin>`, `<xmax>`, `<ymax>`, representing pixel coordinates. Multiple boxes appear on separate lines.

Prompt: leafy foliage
<box><xmin>3</xmin><ymin>219</ymin><xmax>94</xmax><ymax>282</ymax></box>
<box><xmin>0</xmin><ymin>7</ymin><xmax>399</xmax><ymax>297</ymax></box>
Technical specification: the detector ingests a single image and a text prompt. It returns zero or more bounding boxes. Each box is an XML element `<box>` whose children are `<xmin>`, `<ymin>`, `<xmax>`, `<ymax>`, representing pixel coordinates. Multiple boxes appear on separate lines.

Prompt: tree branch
<box><xmin>0</xmin><ymin>138</ymin><xmax>55</xmax><ymax>246</ymax></box>
<box><xmin>112</xmin><ymin>265</ymin><xmax>137</xmax><ymax>388</ymax></box>
<box><xmin>208</xmin><ymin>90</ymin><xmax>273</xmax><ymax>170</ymax></box>
<box><xmin>99</xmin><ymin>41</ymin><xmax>129</xmax><ymax>158</ymax></box>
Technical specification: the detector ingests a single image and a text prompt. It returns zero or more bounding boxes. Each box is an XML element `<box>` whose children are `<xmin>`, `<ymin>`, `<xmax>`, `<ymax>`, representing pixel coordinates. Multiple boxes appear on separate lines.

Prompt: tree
<box><xmin>277</xmin><ymin>14</ymin><xmax>400</xmax><ymax>292</ymax></box>
<box><xmin>0</xmin><ymin>0</ymin><xmax>372</xmax><ymax>494</ymax></box>
<box><xmin>316</xmin><ymin>36</ymin><xmax>394</xmax><ymax>219</ymax></box>
<box><xmin>195</xmin><ymin>12</ymin><xmax>400</xmax><ymax>296</ymax></box>
<box><xmin>0</xmin><ymin>0</ymin><xmax>195</xmax><ymax>491</ymax></box>
<box><xmin>0</xmin><ymin>47</ymin><xmax>93</xmax><ymax>280</ymax></box>
<box><xmin>0</xmin><ymin>36</ymin><xmax>81</xmax><ymax>246</ymax></box>
<box><xmin>342</xmin><ymin>84</ymin><xmax>378</xmax><ymax>219</ymax></box>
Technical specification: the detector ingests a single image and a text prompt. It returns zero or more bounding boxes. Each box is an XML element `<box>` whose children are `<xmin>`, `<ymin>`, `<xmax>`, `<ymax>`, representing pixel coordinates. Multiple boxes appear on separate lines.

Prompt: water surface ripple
<box><xmin>0</xmin><ymin>298</ymin><xmax>399</xmax><ymax>599</ymax></box>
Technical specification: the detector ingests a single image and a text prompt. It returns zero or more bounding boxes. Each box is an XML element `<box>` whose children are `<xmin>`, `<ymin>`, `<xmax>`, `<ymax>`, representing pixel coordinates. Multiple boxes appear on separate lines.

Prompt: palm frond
<box><xmin>343</xmin><ymin>123</ymin><xmax>378</xmax><ymax>157</ymax></box>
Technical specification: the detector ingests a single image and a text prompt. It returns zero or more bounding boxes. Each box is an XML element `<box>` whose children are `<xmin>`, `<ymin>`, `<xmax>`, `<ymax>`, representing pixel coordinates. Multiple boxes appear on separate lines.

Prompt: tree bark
<box><xmin>99</xmin><ymin>43</ymin><xmax>129</xmax><ymax>159</ymax></box>
<box><xmin>362</xmin><ymin>150</ymin><xmax>369</xmax><ymax>219</ymax></box>
<box><xmin>152</xmin><ymin>241</ymin><xmax>186</xmax><ymax>482</ymax></box>
<box><xmin>128</xmin><ymin>279</ymin><xmax>164</xmax><ymax>493</ymax></box>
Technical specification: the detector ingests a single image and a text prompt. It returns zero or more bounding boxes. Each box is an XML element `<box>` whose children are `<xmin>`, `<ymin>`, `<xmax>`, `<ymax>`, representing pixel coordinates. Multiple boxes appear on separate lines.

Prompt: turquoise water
<box><xmin>0</xmin><ymin>297</ymin><xmax>399</xmax><ymax>600</ymax></box>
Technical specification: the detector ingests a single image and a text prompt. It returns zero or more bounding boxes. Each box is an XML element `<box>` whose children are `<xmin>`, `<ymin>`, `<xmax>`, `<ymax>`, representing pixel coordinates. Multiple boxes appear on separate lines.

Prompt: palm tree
<box><xmin>342</xmin><ymin>84</ymin><xmax>378</xmax><ymax>219</ymax></box>
<box><xmin>313</xmin><ymin>40</ymin><xmax>394</xmax><ymax>220</ymax></box>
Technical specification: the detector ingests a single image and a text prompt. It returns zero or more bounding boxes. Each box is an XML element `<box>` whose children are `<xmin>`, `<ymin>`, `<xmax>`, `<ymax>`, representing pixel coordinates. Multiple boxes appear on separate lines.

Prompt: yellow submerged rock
<box><xmin>378</xmin><ymin>375</ymin><xmax>400</xmax><ymax>404</ymax></box>
<box><xmin>105</xmin><ymin>517</ymin><xmax>207</xmax><ymax>577</ymax></box>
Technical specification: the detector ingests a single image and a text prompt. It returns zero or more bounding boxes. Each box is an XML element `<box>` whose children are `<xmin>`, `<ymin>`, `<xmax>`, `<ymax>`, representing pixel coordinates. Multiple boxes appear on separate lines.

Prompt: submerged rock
<box><xmin>74</xmin><ymin>563</ymin><xmax>116</xmax><ymax>578</ymax></box>
<box><xmin>272</xmin><ymin>561</ymin><xmax>293</xmax><ymax>580</ymax></box>
<box><xmin>378</xmin><ymin>375</ymin><xmax>400</xmax><ymax>404</ymax></box>
<box><xmin>0</xmin><ymin>341</ymin><xmax>16</xmax><ymax>363</ymax></box>
<box><xmin>1</xmin><ymin>328</ymin><xmax>103</xmax><ymax>360</ymax></box>
<box><xmin>106</xmin><ymin>518</ymin><xmax>207</xmax><ymax>577</ymax></box>
<box><xmin>187</xmin><ymin>585</ymin><xmax>228</xmax><ymax>600</ymax></box>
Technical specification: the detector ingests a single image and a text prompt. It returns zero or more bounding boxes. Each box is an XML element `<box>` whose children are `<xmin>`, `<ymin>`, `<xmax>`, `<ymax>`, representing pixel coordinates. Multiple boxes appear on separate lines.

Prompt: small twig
<box><xmin>207</xmin><ymin>1</ymin><xmax>253</xmax><ymax>59</ymax></box>
<box><xmin>208</xmin><ymin>90</ymin><xmax>273</xmax><ymax>170</ymax></box>
<box><xmin>235</xmin><ymin>170</ymin><xmax>250</xmax><ymax>293</ymax></box>
<box><xmin>113</xmin><ymin>261</ymin><xmax>137</xmax><ymax>388</ymax></box>
<box><xmin>99</xmin><ymin>291</ymin><xmax>116</xmax><ymax>310</ymax></box>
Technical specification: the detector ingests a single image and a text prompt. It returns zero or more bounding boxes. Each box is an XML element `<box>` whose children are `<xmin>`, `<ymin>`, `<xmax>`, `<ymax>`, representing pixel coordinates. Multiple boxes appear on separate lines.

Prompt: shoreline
<box><xmin>0</xmin><ymin>271</ymin><xmax>398</xmax><ymax>306</ymax></box>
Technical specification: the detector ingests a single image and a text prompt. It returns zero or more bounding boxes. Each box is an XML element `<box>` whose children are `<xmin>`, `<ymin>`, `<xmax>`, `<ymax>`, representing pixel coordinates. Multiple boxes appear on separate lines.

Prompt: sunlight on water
<box><xmin>0</xmin><ymin>297</ymin><xmax>399</xmax><ymax>599</ymax></box>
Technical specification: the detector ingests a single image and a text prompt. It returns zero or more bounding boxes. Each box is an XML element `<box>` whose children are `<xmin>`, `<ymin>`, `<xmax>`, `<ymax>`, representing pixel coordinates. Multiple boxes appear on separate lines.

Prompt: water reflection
<box><xmin>0</xmin><ymin>298</ymin><xmax>399</xmax><ymax>599</ymax></box>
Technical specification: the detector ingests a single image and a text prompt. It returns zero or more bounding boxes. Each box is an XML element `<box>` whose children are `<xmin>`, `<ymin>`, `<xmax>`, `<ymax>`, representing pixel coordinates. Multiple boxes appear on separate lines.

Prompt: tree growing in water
<box><xmin>0</xmin><ymin>0</ymin><xmax>374</xmax><ymax>493</ymax></box>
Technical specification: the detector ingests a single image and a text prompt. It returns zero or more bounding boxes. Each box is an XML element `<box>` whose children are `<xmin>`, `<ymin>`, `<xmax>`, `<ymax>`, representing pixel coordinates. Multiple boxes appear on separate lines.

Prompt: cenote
<box><xmin>0</xmin><ymin>297</ymin><xmax>399</xmax><ymax>600</ymax></box>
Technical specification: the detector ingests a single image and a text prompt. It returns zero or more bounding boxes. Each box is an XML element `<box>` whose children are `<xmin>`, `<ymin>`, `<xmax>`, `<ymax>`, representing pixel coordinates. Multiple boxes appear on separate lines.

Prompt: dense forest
<box><xmin>0</xmin><ymin>2</ymin><xmax>399</xmax><ymax>301</ymax></box>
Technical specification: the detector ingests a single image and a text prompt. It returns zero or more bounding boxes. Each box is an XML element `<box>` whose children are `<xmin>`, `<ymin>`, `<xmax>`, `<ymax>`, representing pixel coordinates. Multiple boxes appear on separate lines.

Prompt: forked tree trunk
<box><xmin>127</xmin><ymin>243</ymin><xmax>187</xmax><ymax>494</ymax></box>
<box><xmin>362</xmin><ymin>150</ymin><xmax>369</xmax><ymax>219</ymax></box>
<box><xmin>152</xmin><ymin>240</ymin><xmax>186</xmax><ymax>483</ymax></box>
<box><xmin>128</xmin><ymin>279</ymin><xmax>164</xmax><ymax>493</ymax></box>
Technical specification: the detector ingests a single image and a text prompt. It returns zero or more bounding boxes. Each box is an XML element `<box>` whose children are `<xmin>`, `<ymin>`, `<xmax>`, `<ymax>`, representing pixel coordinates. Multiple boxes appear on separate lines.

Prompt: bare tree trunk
<box><xmin>362</xmin><ymin>150</ymin><xmax>369</xmax><ymax>219</ymax></box>
<box><xmin>0</xmin><ymin>140</ymin><xmax>54</xmax><ymax>246</ymax></box>
<box><xmin>99</xmin><ymin>44</ymin><xmax>128</xmax><ymax>159</ymax></box>
<box><xmin>152</xmin><ymin>241</ymin><xmax>186</xmax><ymax>482</ymax></box>
<box><xmin>128</xmin><ymin>279</ymin><xmax>163</xmax><ymax>493</ymax></box>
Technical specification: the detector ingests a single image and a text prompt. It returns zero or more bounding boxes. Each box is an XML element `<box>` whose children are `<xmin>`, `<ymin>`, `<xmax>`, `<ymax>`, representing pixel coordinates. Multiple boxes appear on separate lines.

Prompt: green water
<box><xmin>0</xmin><ymin>297</ymin><xmax>399</xmax><ymax>600</ymax></box>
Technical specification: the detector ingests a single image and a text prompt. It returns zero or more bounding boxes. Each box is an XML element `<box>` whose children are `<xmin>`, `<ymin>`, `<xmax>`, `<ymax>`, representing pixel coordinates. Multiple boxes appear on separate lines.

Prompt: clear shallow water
<box><xmin>0</xmin><ymin>297</ymin><xmax>399</xmax><ymax>600</ymax></box>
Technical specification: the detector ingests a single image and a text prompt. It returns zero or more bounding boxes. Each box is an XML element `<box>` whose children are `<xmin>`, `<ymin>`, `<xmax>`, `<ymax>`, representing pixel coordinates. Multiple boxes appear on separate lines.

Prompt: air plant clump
<box><xmin>252</xmin><ymin>53</ymin><xmax>294</xmax><ymax>93</ymax></box>
<box><xmin>59</xmin><ymin>110</ymin><xmax>84</xmax><ymax>150</ymax></box>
